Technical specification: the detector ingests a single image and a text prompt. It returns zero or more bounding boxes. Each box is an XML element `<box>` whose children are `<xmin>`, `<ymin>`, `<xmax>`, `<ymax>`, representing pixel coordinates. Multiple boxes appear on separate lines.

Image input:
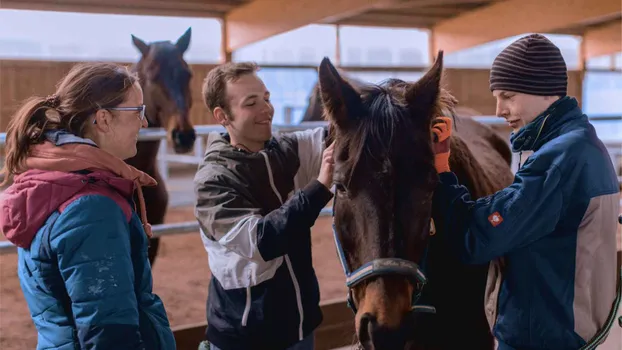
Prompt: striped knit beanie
<box><xmin>490</xmin><ymin>33</ymin><xmax>568</xmax><ymax>96</ymax></box>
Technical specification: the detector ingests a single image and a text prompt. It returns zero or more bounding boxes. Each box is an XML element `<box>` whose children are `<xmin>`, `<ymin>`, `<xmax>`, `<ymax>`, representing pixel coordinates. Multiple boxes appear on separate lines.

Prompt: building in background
<box><xmin>0</xmin><ymin>9</ymin><xmax>619</xmax><ymax>141</ymax></box>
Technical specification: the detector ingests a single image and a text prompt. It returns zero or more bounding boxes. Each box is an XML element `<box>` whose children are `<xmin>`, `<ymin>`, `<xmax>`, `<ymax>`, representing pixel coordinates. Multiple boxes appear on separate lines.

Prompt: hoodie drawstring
<box><xmin>134</xmin><ymin>181</ymin><xmax>153</xmax><ymax>238</ymax></box>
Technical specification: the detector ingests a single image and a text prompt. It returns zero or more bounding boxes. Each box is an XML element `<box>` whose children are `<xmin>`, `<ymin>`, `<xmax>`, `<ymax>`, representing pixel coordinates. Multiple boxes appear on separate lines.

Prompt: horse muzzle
<box><xmin>171</xmin><ymin>127</ymin><xmax>196</xmax><ymax>154</ymax></box>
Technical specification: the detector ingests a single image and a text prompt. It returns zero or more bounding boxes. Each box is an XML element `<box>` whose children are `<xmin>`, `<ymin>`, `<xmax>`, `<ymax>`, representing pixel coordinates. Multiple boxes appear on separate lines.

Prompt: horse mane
<box><xmin>332</xmin><ymin>78</ymin><xmax>447</xmax><ymax>186</ymax></box>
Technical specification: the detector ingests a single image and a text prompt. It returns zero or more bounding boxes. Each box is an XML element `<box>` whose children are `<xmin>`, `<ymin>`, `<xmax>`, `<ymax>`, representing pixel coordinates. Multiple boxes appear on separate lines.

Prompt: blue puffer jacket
<box><xmin>0</xmin><ymin>132</ymin><xmax>176</xmax><ymax>349</ymax></box>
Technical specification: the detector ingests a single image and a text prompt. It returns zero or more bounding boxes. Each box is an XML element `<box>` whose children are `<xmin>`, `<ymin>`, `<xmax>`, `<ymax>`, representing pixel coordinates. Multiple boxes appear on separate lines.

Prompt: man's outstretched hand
<box><xmin>431</xmin><ymin>117</ymin><xmax>452</xmax><ymax>174</ymax></box>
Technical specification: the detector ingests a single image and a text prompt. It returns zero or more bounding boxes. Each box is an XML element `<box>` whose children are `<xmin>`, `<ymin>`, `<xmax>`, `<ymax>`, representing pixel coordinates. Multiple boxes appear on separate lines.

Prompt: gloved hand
<box><xmin>431</xmin><ymin>117</ymin><xmax>452</xmax><ymax>173</ymax></box>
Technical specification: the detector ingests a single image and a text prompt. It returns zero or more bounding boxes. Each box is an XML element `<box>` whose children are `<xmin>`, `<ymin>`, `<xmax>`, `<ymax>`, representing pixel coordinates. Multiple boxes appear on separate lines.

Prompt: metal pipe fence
<box><xmin>0</xmin><ymin>207</ymin><xmax>334</xmax><ymax>254</ymax></box>
<box><xmin>0</xmin><ymin>116</ymin><xmax>619</xmax><ymax>254</ymax></box>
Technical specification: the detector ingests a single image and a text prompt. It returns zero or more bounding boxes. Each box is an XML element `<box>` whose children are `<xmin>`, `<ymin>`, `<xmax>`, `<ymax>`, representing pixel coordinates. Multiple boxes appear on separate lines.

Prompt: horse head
<box><xmin>131</xmin><ymin>27</ymin><xmax>196</xmax><ymax>153</ymax></box>
<box><xmin>319</xmin><ymin>51</ymin><xmax>448</xmax><ymax>350</ymax></box>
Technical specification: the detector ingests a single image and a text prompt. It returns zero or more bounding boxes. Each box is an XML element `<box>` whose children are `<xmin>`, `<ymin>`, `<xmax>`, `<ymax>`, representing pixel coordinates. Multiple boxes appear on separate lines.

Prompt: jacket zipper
<box><xmin>260</xmin><ymin>151</ymin><xmax>305</xmax><ymax>341</ymax></box>
<box><xmin>241</xmin><ymin>269</ymin><xmax>251</xmax><ymax>326</ymax></box>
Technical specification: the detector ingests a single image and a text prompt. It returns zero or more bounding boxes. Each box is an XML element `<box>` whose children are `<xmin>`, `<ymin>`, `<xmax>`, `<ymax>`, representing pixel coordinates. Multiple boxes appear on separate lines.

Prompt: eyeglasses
<box><xmin>107</xmin><ymin>105</ymin><xmax>146</xmax><ymax>120</ymax></box>
<box><xmin>93</xmin><ymin>105</ymin><xmax>146</xmax><ymax>124</ymax></box>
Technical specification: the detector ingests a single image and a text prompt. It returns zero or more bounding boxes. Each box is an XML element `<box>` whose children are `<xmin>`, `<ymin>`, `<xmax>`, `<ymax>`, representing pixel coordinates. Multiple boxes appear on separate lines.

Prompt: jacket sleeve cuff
<box><xmin>302</xmin><ymin>179</ymin><xmax>334</xmax><ymax>213</ymax></box>
<box><xmin>438</xmin><ymin>171</ymin><xmax>459</xmax><ymax>185</ymax></box>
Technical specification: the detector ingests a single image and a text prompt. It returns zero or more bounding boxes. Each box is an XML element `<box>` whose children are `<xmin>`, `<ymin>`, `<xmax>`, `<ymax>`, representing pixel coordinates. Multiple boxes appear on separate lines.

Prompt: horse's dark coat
<box><xmin>319</xmin><ymin>52</ymin><xmax>514</xmax><ymax>350</ymax></box>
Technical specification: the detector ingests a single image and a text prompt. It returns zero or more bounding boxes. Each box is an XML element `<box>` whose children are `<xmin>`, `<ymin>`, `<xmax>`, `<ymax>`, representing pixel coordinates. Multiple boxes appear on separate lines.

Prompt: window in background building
<box><xmin>232</xmin><ymin>24</ymin><xmax>337</xmax><ymax>66</ymax></box>
<box><xmin>586</xmin><ymin>52</ymin><xmax>622</xmax><ymax>70</ymax></box>
<box><xmin>339</xmin><ymin>26</ymin><xmax>430</xmax><ymax>67</ymax></box>
<box><xmin>583</xmin><ymin>71</ymin><xmax>622</xmax><ymax>141</ymax></box>
<box><xmin>255</xmin><ymin>68</ymin><xmax>319</xmax><ymax>125</ymax></box>
<box><xmin>583</xmin><ymin>71</ymin><xmax>622</xmax><ymax>115</ymax></box>
<box><xmin>443</xmin><ymin>33</ymin><xmax>582</xmax><ymax>70</ymax></box>
<box><xmin>587</xmin><ymin>55</ymin><xmax>613</xmax><ymax>70</ymax></box>
<box><xmin>0</xmin><ymin>9</ymin><xmax>222</xmax><ymax>63</ymax></box>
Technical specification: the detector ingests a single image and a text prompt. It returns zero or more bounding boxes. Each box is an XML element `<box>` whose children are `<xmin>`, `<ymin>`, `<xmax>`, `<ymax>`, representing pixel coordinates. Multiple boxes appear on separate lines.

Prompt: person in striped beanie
<box><xmin>430</xmin><ymin>33</ymin><xmax>621</xmax><ymax>350</ymax></box>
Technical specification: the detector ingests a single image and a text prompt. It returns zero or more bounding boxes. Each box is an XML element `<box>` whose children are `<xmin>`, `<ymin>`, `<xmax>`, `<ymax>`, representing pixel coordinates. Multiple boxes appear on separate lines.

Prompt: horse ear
<box><xmin>131</xmin><ymin>34</ymin><xmax>150</xmax><ymax>56</ymax></box>
<box><xmin>405</xmin><ymin>50</ymin><xmax>444</xmax><ymax>124</ymax></box>
<box><xmin>176</xmin><ymin>27</ymin><xmax>192</xmax><ymax>53</ymax></box>
<box><xmin>318</xmin><ymin>57</ymin><xmax>362</xmax><ymax>130</ymax></box>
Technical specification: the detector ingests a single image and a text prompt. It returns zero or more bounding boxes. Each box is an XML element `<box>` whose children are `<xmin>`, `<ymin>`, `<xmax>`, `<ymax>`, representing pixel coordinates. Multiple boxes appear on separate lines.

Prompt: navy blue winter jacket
<box><xmin>432</xmin><ymin>97</ymin><xmax>620</xmax><ymax>349</ymax></box>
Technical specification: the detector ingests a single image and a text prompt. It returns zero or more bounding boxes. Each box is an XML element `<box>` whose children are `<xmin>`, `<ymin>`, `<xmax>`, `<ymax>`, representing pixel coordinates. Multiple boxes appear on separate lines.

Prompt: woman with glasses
<box><xmin>0</xmin><ymin>62</ymin><xmax>176</xmax><ymax>350</ymax></box>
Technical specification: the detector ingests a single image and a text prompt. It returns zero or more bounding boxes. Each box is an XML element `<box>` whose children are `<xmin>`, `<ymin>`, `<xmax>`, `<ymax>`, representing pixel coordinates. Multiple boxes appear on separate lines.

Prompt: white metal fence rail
<box><xmin>0</xmin><ymin>116</ymin><xmax>620</xmax><ymax>254</ymax></box>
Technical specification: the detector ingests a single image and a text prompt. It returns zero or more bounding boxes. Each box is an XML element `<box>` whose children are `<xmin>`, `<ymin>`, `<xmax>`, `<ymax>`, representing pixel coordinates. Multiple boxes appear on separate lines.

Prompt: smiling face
<box><xmin>89</xmin><ymin>82</ymin><xmax>147</xmax><ymax>160</ymax></box>
<box><xmin>493</xmin><ymin>90</ymin><xmax>559</xmax><ymax>132</ymax></box>
<box><xmin>214</xmin><ymin>72</ymin><xmax>274</xmax><ymax>152</ymax></box>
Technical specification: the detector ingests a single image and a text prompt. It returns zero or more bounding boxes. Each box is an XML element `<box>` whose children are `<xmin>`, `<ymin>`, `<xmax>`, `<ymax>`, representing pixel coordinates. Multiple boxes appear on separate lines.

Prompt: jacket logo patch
<box><xmin>488</xmin><ymin>212</ymin><xmax>503</xmax><ymax>227</ymax></box>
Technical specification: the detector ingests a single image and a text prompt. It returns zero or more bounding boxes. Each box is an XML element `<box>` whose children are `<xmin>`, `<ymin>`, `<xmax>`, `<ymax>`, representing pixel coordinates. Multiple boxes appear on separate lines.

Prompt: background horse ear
<box><xmin>131</xmin><ymin>34</ymin><xmax>150</xmax><ymax>57</ymax></box>
<box><xmin>318</xmin><ymin>57</ymin><xmax>362</xmax><ymax>130</ymax></box>
<box><xmin>175</xmin><ymin>27</ymin><xmax>192</xmax><ymax>54</ymax></box>
<box><xmin>405</xmin><ymin>50</ymin><xmax>444</xmax><ymax>124</ymax></box>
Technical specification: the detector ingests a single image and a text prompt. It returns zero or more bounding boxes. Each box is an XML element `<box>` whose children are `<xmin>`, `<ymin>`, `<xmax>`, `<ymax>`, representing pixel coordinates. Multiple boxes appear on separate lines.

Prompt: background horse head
<box><xmin>125</xmin><ymin>28</ymin><xmax>195</xmax><ymax>266</ymax></box>
<box><xmin>131</xmin><ymin>27</ymin><xmax>196</xmax><ymax>153</ymax></box>
<box><xmin>319</xmin><ymin>52</ymin><xmax>445</xmax><ymax>349</ymax></box>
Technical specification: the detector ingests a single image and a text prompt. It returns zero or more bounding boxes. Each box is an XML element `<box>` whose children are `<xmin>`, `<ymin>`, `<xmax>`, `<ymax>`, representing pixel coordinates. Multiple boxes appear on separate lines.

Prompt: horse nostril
<box><xmin>358</xmin><ymin>312</ymin><xmax>412</xmax><ymax>350</ymax></box>
<box><xmin>357</xmin><ymin>313</ymin><xmax>376</xmax><ymax>349</ymax></box>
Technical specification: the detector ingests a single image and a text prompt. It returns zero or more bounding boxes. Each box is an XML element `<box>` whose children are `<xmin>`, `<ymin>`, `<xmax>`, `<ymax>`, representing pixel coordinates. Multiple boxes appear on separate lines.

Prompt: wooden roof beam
<box><xmin>0</xmin><ymin>0</ymin><xmax>233</xmax><ymax>17</ymax></box>
<box><xmin>225</xmin><ymin>0</ymin><xmax>402</xmax><ymax>52</ymax></box>
<box><xmin>431</xmin><ymin>0</ymin><xmax>622</xmax><ymax>54</ymax></box>
<box><xmin>583</xmin><ymin>20</ymin><xmax>622</xmax><ymax>59</ymax></box>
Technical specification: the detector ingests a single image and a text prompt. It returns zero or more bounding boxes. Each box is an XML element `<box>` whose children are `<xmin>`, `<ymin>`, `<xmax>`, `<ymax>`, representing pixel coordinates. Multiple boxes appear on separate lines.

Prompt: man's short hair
<box><xmin>202</xmin><ymin>61</ymin><xmax>259</xmax><ymax>113</ymax></box>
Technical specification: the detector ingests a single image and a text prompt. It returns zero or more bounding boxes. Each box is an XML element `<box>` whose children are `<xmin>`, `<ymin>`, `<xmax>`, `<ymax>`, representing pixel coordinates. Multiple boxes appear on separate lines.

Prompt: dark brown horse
<box><xmin>126</xmin><ymin>28</ymin><xmax>196</xmax><ymax>266</ymax></box>
<box><xmin>318</xmin><ymin>51</ymin><xmax>514</xmax><ymax>350</ymax></box>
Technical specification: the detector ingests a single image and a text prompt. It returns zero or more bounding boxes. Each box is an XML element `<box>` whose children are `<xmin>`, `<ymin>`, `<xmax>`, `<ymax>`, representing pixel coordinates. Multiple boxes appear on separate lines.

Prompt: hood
<box><xmin>0</xmin><ymin>130</ymin><xmax>157</xmax><ymax>249</ymax></box>
<box><xmin>1</xmin><ymin>169</ymin><xmax>136</xmax><ymax>248</ymax></box>
<box><xmin>204</xmin><ymin>131</ymin><xmax>279</xmax><ymax>162</ymax></box>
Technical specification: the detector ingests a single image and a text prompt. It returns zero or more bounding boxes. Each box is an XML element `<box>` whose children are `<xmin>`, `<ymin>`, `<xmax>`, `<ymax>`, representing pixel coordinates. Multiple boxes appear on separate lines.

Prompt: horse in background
<box><xmin>125</xmin><ymin>28</ymin><xmax>197</xmax><ymax>266</ymax></box>
<box><xmin>318</xmin><ymin>52</ymin><xmax>514</xmax><ymax>349</ymax></box>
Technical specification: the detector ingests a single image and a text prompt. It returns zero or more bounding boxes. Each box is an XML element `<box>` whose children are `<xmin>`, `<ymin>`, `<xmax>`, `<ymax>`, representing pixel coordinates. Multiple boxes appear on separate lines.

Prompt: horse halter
<box><xmin>331</xmin><ymin>197</ymin><xmax>437</xmax><ymax>315</ymax></box>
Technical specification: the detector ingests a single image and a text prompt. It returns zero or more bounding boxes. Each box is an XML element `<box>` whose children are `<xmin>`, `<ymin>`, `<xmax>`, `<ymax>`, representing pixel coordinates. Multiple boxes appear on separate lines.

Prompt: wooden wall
<box><xmin>0</xmin><ymin>59</ymin><xmax>584</xmax><ymax>132</ymax></box>
<box><xmin>0</xmin><ymin>60</ymin><xmax>219</xmax><ymax>131</ymax></box>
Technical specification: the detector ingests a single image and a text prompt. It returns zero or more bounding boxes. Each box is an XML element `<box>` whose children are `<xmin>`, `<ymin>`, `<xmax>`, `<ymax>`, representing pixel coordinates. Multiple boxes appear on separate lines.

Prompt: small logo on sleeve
<box><xmin>488</xmin><ymin>212</ymin><xmax>503</xmax><ymax>227</ymax></box>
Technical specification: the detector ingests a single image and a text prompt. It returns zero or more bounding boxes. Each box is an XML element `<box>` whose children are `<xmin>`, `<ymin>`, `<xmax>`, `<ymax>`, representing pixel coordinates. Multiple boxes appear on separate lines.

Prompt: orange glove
<box><xmin>431</xmin><ymin>117</ymin><xmax>452</xmax><ymax>173</ymax></box>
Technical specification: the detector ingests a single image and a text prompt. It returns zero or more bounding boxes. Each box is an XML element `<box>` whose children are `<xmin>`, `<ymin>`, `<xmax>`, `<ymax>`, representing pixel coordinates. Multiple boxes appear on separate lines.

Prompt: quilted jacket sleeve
<box><xmin>432</xmin><ymin>158</ymin><xmax>564</xmax><ymax>265</ymax></box>
<box><xmin>50</xmin><ymin>194</ymin><xmax>144</xmax><ymax>349</ymax></box>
